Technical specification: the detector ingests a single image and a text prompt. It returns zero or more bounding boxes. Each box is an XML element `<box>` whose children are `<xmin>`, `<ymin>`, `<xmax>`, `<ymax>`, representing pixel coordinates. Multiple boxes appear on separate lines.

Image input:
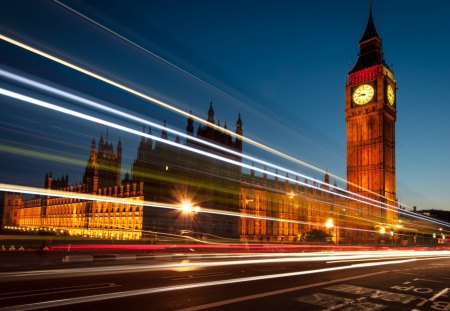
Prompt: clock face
<box><xmin>353</xmin><ymin>84</ymin><xmax>375</xmax><ymax>105</ymax></box>
<box><xmin>387</xmin><ymin>84</ymin><xmax>395</xmax><ymax>105</ymax></box>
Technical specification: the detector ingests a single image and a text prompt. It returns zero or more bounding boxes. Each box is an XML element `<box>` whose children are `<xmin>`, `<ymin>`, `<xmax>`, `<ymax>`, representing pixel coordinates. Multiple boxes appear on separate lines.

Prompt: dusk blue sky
<box><xmin>0</xmin><ymin>0</ymin><xmax>449</xmax><ymax>211</ymax></box>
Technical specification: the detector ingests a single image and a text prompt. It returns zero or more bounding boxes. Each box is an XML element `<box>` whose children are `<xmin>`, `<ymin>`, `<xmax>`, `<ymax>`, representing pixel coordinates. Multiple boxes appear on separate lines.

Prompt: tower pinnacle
<box><xmin>207</xmin><ymin>99</ymin><xmax>215</xmax><ymax>123</ymax></box>
<box><xmin>350</xmin><ymin>1</ymin><xmax>384</xmax><ymax>73</ymax></box>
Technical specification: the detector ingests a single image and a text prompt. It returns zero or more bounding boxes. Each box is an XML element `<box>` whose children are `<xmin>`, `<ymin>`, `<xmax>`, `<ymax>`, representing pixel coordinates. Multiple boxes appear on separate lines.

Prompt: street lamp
<box><xmin>325</xmin><ymin>218</ymin><xmax>336</xmax><ymax>244</ymax></box>
<box><xmin>180</xmin><ymin>201</ymin><xmax>200</xmax><ymax>214</ymax></box>
<box><xmin>179</xmin><ymin>200</ymin><xmax>200</xmax><ymax>240</ymax></box>
<box><xmin>325</xmin><ymin>218</ymin><xmax>334</xmax><ymax>229</ymax></box>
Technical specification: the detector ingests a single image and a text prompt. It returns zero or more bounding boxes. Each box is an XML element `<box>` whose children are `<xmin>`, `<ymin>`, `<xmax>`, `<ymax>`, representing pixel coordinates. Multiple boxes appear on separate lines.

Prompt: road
<box><xmin>0</xmin><ymin>251</ymin><xmax>449</xmax><ymax>310</ymax></box>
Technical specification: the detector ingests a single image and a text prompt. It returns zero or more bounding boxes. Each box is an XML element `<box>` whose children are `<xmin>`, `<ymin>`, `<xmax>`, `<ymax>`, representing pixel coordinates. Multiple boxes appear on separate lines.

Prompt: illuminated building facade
<box><xmin>0</xmin><ymin>192</ymin><xmax>22</xmax><ymax>229</ymax></box>
<box><xmin>9</xmin><ymin>137</ymin><xmax>145</xmax><ymax>240</ymax></box>
<box><xmin>345</xmin><ymin>4</ymin><xmax>398</xmax><ymax>228</ymax></box>
<box><xmin>239</xmin><ymin>171</ymin><xmax>389</xmax><ymax>243</ymax></box>
<box><xmin>240</xmin><ymin>172</ymin><xmax>338</xmax><ymax>242</ymax></box>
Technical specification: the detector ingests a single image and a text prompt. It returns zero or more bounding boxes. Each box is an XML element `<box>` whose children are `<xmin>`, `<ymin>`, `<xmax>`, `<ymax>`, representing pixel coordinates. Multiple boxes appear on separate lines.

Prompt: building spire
<box><xmin>360</xmin><ymin>0</ymin><xmax>379</xmax><ymax>43</ymax></box>
<box><xmin>187</xmin><ymin>109</ymin><xmax>194</xmax><ymax>135</ymax></box>
<box><xmin>161</xmin><ymin>120</ymin><xmax>168</xmax><ymax>139</ymax></box>
<box><xmin>207</xmin><ymin>98</ymin><xmax>215</xmax><ymax>123</ymax></box>
<box><xmin>349</xmin><ymin>0</ymin><xmax>384</xmax><ymax>73</ymax></box>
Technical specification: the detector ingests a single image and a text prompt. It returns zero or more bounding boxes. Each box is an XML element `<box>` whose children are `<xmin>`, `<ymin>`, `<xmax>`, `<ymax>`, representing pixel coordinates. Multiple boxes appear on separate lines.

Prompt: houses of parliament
<box><xmin>1</xmin><ymin>4</ymin><xmax>398</xmax><ymax>243</ymax></box>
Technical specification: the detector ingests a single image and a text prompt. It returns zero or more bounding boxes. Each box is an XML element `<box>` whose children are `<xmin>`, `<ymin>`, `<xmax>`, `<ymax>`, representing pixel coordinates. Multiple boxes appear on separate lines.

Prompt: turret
<box><xmin>187</xmin><ymin>110</ymin><xmax>194</xmax><ymax>135</ymax></box>
<box><xmin>116</xmin><ymin>139</ymin><xmax>122</xmax><ymax>186</ymax></box>
<box><xmin>146</xmin><ymin>127</ymin><xmax>153</xmax><ymax>154</ymax></box>
<box><xmin>161</xmin><ymin>120</ymin><xmax>168</xmax><ymax>140</ymax></box>
<box><xmin>98</xmin><ymin>134</ymin><xmax>104</xmax><ymax>156</ymax></box>
<box><xmin>117</xmin><ymin>139</ymin><xmax>122</xmax><ymax>158</ymax></box>
<box><xmin>324</xmin><ymin>170</ymin><xmax>330</xmax><ymax>184</ymax></box>
<box><xmin>138</xmin><ymin>127</ymin><xmax>146</xmax><ymax>159</ymax></box>
<box><xmin>235</xmin><ymin>113</ymin><xmax>243</xmax><ymax>151</ymax></box>
<box><xmin>207</xmin><ymin>99</ymin><xmax>215</xmax><ymax>124</ymax></box>
<box><xmin>44</xmin><ymin>172</ymin><xmax>52</xmax><ymax>189</ymax></box>
<box><xmin>89</xmin><ymin>139</ymin><xmax>96</xmax><ymax>161</ymax></box>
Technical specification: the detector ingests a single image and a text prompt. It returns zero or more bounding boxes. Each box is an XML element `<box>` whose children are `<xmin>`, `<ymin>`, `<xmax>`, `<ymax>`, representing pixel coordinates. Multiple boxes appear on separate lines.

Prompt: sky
<box><xmin>0</xmin><ymin>0</ymin><xmax>449</xmax><ymax>211</ymax></box>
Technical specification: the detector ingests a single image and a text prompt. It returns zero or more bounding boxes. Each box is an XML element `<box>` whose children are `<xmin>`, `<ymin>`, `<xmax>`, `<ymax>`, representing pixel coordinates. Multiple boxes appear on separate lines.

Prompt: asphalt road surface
<box><xmin>0</xmin><ymin>252</ymin><xmax>449</xmax><ymax>310</ymax></box>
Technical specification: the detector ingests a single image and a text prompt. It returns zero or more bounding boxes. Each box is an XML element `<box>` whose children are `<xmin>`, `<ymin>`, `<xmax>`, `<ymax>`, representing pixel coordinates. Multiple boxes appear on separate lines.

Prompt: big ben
<box><xmin>346</xmin><ymin>3</ymin><xmax>397</xmax><ymax>223</ymax></box>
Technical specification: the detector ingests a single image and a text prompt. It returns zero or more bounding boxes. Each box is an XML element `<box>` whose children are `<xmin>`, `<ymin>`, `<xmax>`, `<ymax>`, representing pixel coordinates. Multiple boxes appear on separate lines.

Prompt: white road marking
<box><xmin>326</xmin><ymin>284</ymin><xmax>418</xmax><ymax>304</ymax></box>
<box><xmin>176</xmin><ymin>271</ymin><xmax>387</xmax><ymax>311</ymax></box>
<box><xmin>0</xmin><ymin>258</ymin><xmax>431</xmax><ymax>311</ymax></box>
<box><xmin>429</xmin><ymin>288</ymin><xmax>449</xmax><ymax>302</ymax></box>
<box><xmin>297</xmin><ymin>292</ymin><xmax>386</xmax><ymax>311</ymax></box>
<box><xmin>0</xmin><ymin>265</ymin><xmax>391</xmax><ymax>311</ymax></box>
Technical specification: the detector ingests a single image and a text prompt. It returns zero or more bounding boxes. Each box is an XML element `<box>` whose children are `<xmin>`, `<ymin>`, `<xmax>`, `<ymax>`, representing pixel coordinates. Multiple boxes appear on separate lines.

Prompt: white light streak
<box><xmin>0</xmin><ymin>259</ymin><xmax>426</xmax><ymax>311</ymax></box>
<box><xmin>1</xmin><ymin>67</ymin><xmax>444</xmax><ymax>232</ymax></box>
<box><xmin>1</xmin><ymin>35</ymin><xmax>446</xmax><ymax>231</ymax></box>
<box><xmin>1</xmin><ymin>85</ymin><xmax>449</xmax><ymax>231</ymax></box>
<box><xmin>0</xmin><ymin>33</ymin><xmax>401</xmax><ymax>207</ymax></box>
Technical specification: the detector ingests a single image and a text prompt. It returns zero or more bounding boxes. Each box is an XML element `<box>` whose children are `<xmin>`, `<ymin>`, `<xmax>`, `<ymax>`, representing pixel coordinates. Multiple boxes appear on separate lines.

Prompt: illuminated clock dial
<box><xmin>353</xmin><ymin>84</ymin><xmax>375</xmax><ymax>105</ymax></box>
<box><xmin>387</xmin><ymin>84</ymin><xmax>395</xmax><ymax>105</ymax></box>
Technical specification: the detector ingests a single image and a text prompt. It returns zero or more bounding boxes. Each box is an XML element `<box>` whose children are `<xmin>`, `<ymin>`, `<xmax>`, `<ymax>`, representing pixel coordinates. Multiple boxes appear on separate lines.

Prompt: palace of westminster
<box><xmin>1</xmin><ymin>4</ymin><xmax>400</xmax><ymax>243</ymax></box>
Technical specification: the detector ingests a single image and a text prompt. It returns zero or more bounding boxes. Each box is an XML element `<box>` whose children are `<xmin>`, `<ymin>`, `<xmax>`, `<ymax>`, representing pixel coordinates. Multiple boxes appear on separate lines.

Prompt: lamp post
<box><xmin>180</xmin><ymin>200</ymin><xmax>200</xmax><ymax>239</ymax></box>
<box><xmin>378</xmin><ymin>226</ymin><xmax>386</xmax><ymax>245</ymax></box>
<box><xmin>325</xmin><ymin>218</ymin><xmax>336</xmax><ymax>244</ymax></box>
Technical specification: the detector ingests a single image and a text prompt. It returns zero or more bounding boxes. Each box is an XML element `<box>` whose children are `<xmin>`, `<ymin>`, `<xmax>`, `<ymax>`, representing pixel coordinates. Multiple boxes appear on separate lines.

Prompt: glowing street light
<box><xmin>180</xmin><ymin>201</ymin><xmax>200</xmax><ymax>214</ymax></box>
<box><xmin>325</xmin><ymin>218</ymin><xmax>334</xmax><ymax>229</ymax></box>
<box><xmin>379</xmin><ymin>227</ymin><xmax>386</xmax><ymax>235</ymax></box>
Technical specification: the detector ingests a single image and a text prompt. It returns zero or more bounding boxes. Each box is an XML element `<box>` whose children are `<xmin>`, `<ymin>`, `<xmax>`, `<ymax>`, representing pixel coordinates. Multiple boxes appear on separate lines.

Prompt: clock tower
<box><xmin>346</xmin><ymin>3</ymin><xmax>397</xmax><ymax>224</ymax></box>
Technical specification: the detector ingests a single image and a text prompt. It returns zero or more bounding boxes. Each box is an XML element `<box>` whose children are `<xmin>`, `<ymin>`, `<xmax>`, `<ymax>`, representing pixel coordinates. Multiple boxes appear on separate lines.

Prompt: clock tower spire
<box><xmin>346</xmin><ymin>2</ymin><xmax>397</xmax><ymax>226</ymax></box>
<box><xmin>350</xmin><ymin>0</ymin><xmax>384</xmax><ymax>74</ymax></box>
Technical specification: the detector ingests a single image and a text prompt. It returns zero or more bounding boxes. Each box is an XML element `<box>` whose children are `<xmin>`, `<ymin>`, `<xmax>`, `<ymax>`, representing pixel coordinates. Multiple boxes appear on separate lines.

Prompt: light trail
<box><xmin>1</xmin><ymin>250</ymin><xmax>449</xmax><ymax>280</ymax></box>
<box><xmin>0</xmin><ymin>33</ymin><xmax>402</xmax><ymax>208</ymax></box>
<box><xmin>0</xmin><ymin>258</ymin><xmax>430</xmax><ymax>311</ymax></box>
<box><xmin>1</xmin><ymin>68</ymin><xmax>405</xmax><ymax>227</ymax></box>
<box><xmin>0</xmin><ymin>38</ymin><xmax>443</xmax><ymax>230</ymax></box>
<box><xmin>49</xmin><ymin>1</ymin><xmax>398</xmax><ymax>210</ymax></box>
<box><xmin>0</xmin><ymin>67</ymin><xmax>442</xmax><ymax>231</ymax></box>
<box><xmin>0</xmin><ymin>144</ymin><xmax>85</xmax><ymax>167</ymax></box>
<box><xmin>0</xmin><ymin>182</ymin><xmax>384</xmax><ymax>236</ymax></box>
<box><xmin>52</xmin><ymin>0</ymin><xmax>229</xmax><ymax>102</ymax></box>
<box><xmin>1</xmin><ymin>86</ymin><xmax>449</xmax><ymax>232</ymax></box>
<box><xmin>0</xmin><ymin>138</ymin><xmax>432</xmax><ymax>235</ymax></box>
<box><xmin>1</xmin><ymin>78</ymin><xmax>448</xmax><ymax>238</ymax></box>
<box><xmin>0</xmin><ymin>68</ymin><xmax>394</xmax><ymax>213</ymax></box>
